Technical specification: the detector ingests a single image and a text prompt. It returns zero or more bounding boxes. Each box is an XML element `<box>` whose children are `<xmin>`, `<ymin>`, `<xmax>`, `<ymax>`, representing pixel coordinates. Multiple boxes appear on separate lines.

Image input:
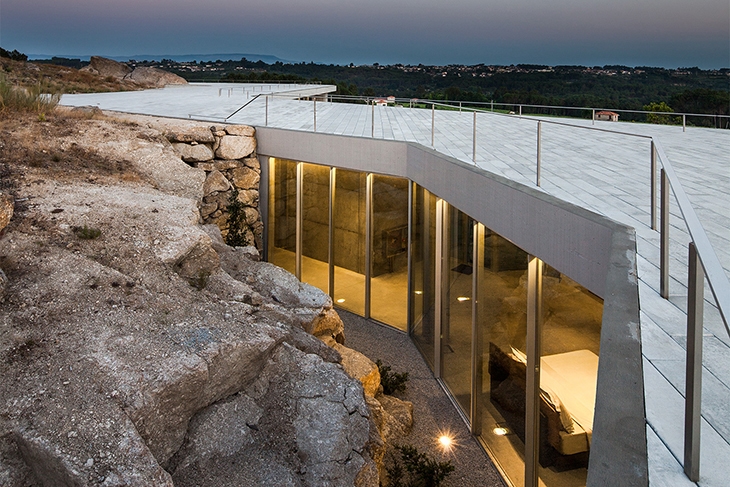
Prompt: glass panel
<box><xmin>301</xmin><ymin>163</ymin><xmax>331</xmax><ymax>292</ymax></box>
<box><xmin>370</xmin><ymin>174</ymin><xmax>409</xmax><ymax>330</ymax></box>
<box><xmin>268</xmin><ymin>158</ymin><xmax>297</xmax><ymax>275</ymax></box>
<box><xmin>441</xmin><ymin>205</ymin><xmax>475</xmax><ymax>418</ymax></box>
<box><xmin>333</xmin><ymin>169</ymin><xmax>366</xmax><ymax>315</ymax></box>
<box><xmin>538</xmin><ymin>265</ymin><xmax>603</xmax><ymax>487</ymax></box>
<box><xmin>478</xmin><ymin>230</ymin><xmax>529</xmax><ymax>486</ymax></box>
<box><xmin>410</xmin><ymin>185</ymin><xmax>437</xmax><ymax>368</ymax></box>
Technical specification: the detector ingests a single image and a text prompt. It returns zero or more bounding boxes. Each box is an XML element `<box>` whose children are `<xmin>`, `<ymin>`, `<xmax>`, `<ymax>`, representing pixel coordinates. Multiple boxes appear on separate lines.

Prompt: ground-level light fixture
<box><xmin>493</xmin><ymin>426</ymin><xmax>510</xmax><ymax>436</ymax></box>
<box><xmin>457</xmin><ymin>296</ymin><xmax>470</xmax><ymax>302</ymax></box>
<box><xmin>336</xmin><ymin>298</ymin><xmax>346</xmax><ymax>303</ymax></box>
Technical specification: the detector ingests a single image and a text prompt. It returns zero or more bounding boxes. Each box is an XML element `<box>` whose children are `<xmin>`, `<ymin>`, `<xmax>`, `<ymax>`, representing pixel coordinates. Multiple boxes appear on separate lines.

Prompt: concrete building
<box><xmin>62</xmin><ymin>83</ymin><xmax>730</xmax><ymax>487</ymax></box>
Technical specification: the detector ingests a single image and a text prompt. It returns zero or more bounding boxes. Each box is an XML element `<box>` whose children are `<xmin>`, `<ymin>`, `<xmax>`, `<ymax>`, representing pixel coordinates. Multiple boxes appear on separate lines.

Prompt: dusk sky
<box><xmin>1</xmin><ymin>0</ymin><xmax>728</xmax><ymax>68</ymax></box>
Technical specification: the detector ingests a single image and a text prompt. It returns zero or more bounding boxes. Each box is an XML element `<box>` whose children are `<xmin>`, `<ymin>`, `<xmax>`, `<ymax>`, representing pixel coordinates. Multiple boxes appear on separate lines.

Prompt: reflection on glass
<box><xmin>333</xmin><ymin>169</ymin><xmax>366</xmax><ymax>315</ymax></box>
<box><xmin>370</xmin><ymin>175</ymin><xmax>409</xmax><ymax>330</ymax></box>
<box><xmin>410</xmin><ymin>186</ymin><xmax>437</xmax><ymax>368</ymax></box>
<box><xmin>268</xmin><ymin>158</ymin><xmax>297</xmax><ymax>275</ymax></box>
<box><xmin>441</xmin><ymin>206</ymin><xmax>475</xmax><ymax>418</ymax></box>
<box><xmin>538</xmin><ymin>265</ymin><xmax>602</xmax><ymax>487</ymax></box>
<box><xmin>301</xmin><ymin>163</ymin><xmax>331</xmax><ymax>292</ymax></box>
<box><xmin>479</xmin><ymin>230</ymin><xmax>529</xmax><ymax>487</ymax></box>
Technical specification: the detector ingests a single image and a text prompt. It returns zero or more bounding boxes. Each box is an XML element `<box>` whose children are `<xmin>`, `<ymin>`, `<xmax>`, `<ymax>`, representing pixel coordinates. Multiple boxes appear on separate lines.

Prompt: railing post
<box><xmin>519</xmin><ymin>105</ymin><xmax>522</xmax><ymax>118</ymax></box>
<box><xmin>651</xmin><ymin>141</ymin><xmax>657</xmax><ymax>230</ymax></box>
<box><xmin>592</xmin><ymin>108</ymin><xmax>595</xmax><ymax>125</ymax></box>
<box><xmin>313</xmin><ymin>99</ymin><xmax>317</xmax><ymax>132</ymax></box>
<box><xmin>491</xmin><ymin>100</ymin><xmax>494</xmax><ymax>112</ymax></box>
<box><xmin>684</xmin><ymin>241</ymin><xmax>704</xmax><ymax>482</ymax></box>
<box><xmin>371</xmin><ymin>101</ymin><xmax>375</xmax><ymax>138</ymax></box>
<box><xmin>431</xmin><ymin>103</ymin><xmax>435</xmax><ymax>148</ymax></box>
<box><xmin>265</xmin><ymin>96</ymin><xmax>269</xmax><ymax>127</ymax></box>
<box><xmin>536</xmin><ymin>121</ymin><xmax>542</xmax><ymax>186</ymax></box>
<box><xmin>660</xmin><ymin>168</ymin><xmax>670</xmax><ymax>299</ymax></box>
<box><xmin>459</xmin><ymin>101</ymin><xmax>462</xmax><ymax>113</ymax></box>
<box><xmin>472</xmin><ymin>111</ymin><xmax>477</xmax><ymax>164</ymax></box>
<box><xmin>683</xmin><ymin>114</ymin><xmax>686</xmax><ymax>132</ymax></box>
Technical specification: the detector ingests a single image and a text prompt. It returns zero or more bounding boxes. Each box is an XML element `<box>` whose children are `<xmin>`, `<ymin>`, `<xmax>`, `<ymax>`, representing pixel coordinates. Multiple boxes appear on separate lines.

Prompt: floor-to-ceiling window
<box><xmin>268</xmin><ymin>158</ymin><xmax>297</xmax><ymax>274</ymax></box>
<box><xmin>333</xmin><ymin>169</ymin><xmax>367</xmax><ymax>315</ymax></box>
<box><xmin>301</xmin><ymin>163</ymin><xmax>331</xmax><ymax>292</ymax></box>
<box><xmin>477</xmin><ymin>230</ymin><xmax>530</xmax><ymax>486</ymax></box>
<box><xmin>410</xmin><ymin>185</ymin><xmax>437</xmax><ymax>368</ymax></box>
<box><xmin>538</xmin><ymin>266</ymin><xmax>602</xmax><ymax>487</ymax></box>
<box><xmin>370</xmin><ymin>174</ymin><xmax>409</xmax><ymax>330</ymax></box>
<box><xmin>441</xmin><ymin>206</ymin><xmax>476</xmax><ymax>418</ymax></box>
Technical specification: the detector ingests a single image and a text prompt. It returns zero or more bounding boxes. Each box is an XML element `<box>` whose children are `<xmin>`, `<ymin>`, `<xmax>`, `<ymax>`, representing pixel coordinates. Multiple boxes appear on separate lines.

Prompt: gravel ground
<box><xmin>339</xmin><ymin>310</ymin><xmax>506</xmax><ymax>487</ymax></box>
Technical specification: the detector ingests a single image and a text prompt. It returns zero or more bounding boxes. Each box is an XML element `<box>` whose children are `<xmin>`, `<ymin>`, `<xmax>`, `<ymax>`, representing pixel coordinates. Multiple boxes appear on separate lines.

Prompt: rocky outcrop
<box><xmin>0</xmin><ymin>115</ymin><xmax>380</xmax><ymax>486</ymax></box>
<box><xmin>80</xmin><ymin>56</ymin><xmax>132</xmax><ymax>79</ymax></box>
<box><xmin>80</xmin><ymin>56</ymin><xmax>187</xmax><ymax>88</ymax></box>
<box><xmin>126</xmin><ymin>67</ymin><xmax>187</xmax><ymax>88</ymax></box>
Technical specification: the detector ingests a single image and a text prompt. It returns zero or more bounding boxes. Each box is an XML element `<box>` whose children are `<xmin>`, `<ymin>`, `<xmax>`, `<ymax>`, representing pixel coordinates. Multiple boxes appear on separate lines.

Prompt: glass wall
<box><xmin>441</xmin><ymin>206</ymin><xmax>476</xmax><ymax>418</ymax></box>
<box><xmin>266</xmin><ymin>165</ymin><xmax>604</xmax><ymax>487</ymax></box>
<box><xmin>333</xmin><ymin>169</ymin><xmax>367</xmax><ymax>316</ymax></box>
<box><xmin>538</xmin><ymin>265</ymin><xmax>602</xmax><ymax>487</ymax></box>
<box><xmin>478</xmin><ymin>230</ymin><xmax>530</xmax><ymax>486</ymax></box>
<box><xmin>410</xmin><ymin>185</ymin><xmax>437</xmax><ymax>368</ymax></box>
<box><xmin>268</xmin><ymin>158</ymin><xmax>297</xmax><ymax>274</ymax></box>
<box><xmin>301</xmin><ymin>163</ymin><xmax>330</xmax><ymax>292</ymax></box>
<box><xmin>370</xmin><ymin>174</ymin><xmax>409</xmax><ymax>330</ymax></box>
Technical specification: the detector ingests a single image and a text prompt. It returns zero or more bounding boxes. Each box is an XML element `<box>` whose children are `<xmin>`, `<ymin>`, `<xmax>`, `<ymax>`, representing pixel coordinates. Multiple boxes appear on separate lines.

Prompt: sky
<box><xmin>1</xmin><ymin>0</ymin><xmax>728</xmax><ymax>68</ymax></box>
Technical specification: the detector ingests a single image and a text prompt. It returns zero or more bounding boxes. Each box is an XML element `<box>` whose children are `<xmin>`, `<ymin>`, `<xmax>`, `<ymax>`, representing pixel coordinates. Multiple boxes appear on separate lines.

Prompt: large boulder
<box><xmin>126</xmin><ymin>67</ymin><xmax>188</xmax><ymax>88</ymax></box>
<box><xmin>80</xmin><ymin>56</ymin><xmax>132</xmax><ymax>79</ymax></box>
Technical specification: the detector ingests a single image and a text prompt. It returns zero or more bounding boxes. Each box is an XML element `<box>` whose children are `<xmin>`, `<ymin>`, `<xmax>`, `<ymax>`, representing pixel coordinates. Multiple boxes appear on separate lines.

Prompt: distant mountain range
<box><xmin>28</xmin><ymin>53</ymin><xmax>293</xmax><ymax>64</ymax></box>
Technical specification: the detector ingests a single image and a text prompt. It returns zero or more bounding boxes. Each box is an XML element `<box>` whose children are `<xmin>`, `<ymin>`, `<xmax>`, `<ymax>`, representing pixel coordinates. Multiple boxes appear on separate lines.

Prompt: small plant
<box><xmin>72</xmin><ymin>225</ymin><xmax>101</xmax><ymax>240</ymax></box>
<box><xmin>386</xmin><ymin>445</ymin><xmax>455</xmax><ymax>487</ymax></box>
<box><xmin>191</xmin><ymin>270</ymin><xmax>210</xmax><ymax>290</ymax></box>
<box><xmin>225</xmin><ymin>188</ymin><xmax>251</xmax><ymax>247</ymax></box>
<box><xmin>376</xmin><ymin>359</ymin><xmax>409</xmax><ymax>395</ymax></box>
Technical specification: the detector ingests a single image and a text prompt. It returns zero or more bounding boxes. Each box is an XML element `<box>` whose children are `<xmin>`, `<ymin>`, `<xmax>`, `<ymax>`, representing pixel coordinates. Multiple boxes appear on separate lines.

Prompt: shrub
<box><xmin>386</xmin><ymin>445</ymin><xmax>455</xmax><ymax>487</ymax></box>
<box><xmin>0</xmin><ymin>75</ymin><xmax>60</xmax><ymax>113</ymax></box>
<box><xmin>225</xmin><ymin>188</ymin><xmax>251</xmax><ymax>247</ymax></box>
<box><xmin>376</xmin><ymin>359</ymin><xmax>409</xmax><ymax>395</ymax></box>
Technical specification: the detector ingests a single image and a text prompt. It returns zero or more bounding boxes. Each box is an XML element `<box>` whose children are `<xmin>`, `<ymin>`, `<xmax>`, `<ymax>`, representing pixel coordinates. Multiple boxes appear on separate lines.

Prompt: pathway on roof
<box><xmin>62</xmin><ymin>83</ymin><xmax>730</xmax><ymax>486</ymax></box>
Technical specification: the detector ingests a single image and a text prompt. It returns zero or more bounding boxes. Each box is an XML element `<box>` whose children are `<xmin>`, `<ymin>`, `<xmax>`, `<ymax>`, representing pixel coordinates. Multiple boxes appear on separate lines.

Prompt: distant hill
<box><xmin>28</xmin><ymin>53</ymin><xmax>293</xmax><ymax>64</ymax></box>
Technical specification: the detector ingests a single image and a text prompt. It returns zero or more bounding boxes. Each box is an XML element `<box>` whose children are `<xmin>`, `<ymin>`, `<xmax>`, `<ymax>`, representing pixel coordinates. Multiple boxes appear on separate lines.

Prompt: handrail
<box><xmin>325</xmin><ymin>94</ymin><xmax>730</xmax><ymax>128</ymax></box>
<box><xmin>654</xmin><ymin>141</ymin><xmax>730</xmax><ymax>334</ymax></box>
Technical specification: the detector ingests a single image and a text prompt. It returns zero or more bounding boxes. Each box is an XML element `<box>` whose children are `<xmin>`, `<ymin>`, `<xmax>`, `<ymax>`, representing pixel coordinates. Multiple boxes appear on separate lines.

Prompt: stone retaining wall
<box><xmin>164</xmin><ymin>124</ymin><xmax>264</xmax><ymax>251</ymax></box>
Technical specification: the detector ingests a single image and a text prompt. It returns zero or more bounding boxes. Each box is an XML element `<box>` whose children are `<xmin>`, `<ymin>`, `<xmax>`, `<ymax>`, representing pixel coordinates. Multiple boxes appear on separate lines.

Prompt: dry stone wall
<box><xmin>164</xmin><ymin>124</ymin><xmax>264</xmax><ymax>251</ymax></box>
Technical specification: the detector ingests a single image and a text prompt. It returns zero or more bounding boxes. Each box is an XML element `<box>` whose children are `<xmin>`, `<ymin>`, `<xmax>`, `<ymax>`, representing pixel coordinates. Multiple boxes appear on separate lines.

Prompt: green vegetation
<box><xmin>225</xmin><ymin>188</ymin><xmax>251</xmax><ymax>247</ymax></box>
<box><xmin>386</xmin><ymin>445</ymin><xmax>455</xmax><ymax>487</ymax></box>
<box><xmin>72</xmin><ymin>225</ymin><xmax>102</xmax><ymax>240</ymax></box>
<box><xmin>643</xmin><ymin>101</ymin><xmax>679</xmax><ymax>125</ymax></box>
<box><xmin>376</xmin><ymin>359</ymin><xmax>409</xmax><ymax>395</ymax></box>
<box><xmin>0</xmin><ymin>74</ymin><xmax>60</xmax><ymax>114</ymax></box>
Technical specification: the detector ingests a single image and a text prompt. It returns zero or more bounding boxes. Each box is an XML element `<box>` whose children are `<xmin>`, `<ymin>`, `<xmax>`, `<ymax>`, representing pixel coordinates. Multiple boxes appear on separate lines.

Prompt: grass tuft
<box><xmin>0</xmin><ymin>74</ymin><xmax>60</xmax><ymax>114</ymax></box>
